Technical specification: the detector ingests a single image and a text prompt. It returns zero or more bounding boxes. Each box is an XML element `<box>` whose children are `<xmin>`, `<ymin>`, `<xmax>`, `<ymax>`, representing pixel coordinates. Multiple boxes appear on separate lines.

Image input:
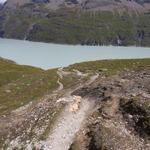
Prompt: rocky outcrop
<box><xmin>70</xmin><ymin>68</ymin><xmax>150</xmax><ymax>150</ymax></box>
<box><xmin>0</xmin><ymin>30</ymin><xmax>4</xmax><ymax>37</ymax></box>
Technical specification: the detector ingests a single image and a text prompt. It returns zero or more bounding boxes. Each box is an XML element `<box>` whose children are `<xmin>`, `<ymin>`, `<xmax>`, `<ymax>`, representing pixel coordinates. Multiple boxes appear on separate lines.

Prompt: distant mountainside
<box><xmin>5</xmin><ymin>0</ymin><xmax>150</xmax><ymax>11</ymax></box>
<box><xmin>0</xmin><ymin>0</ymin><xmax>150</xmax><ymax>46</ymax></box>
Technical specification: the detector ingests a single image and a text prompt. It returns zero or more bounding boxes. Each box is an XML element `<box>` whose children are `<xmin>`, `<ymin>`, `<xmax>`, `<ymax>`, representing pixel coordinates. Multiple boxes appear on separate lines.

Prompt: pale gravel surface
<box><xmin>56</xmin><ymin>79</ymin><xmax>64</xmax><ymax>92</ymax></box>
<box><xmin>37</xmin><ymin>69</ymin><xmax>96</xmax><ymax>150</ymax></box>
<box><xmin>38</xmin><ymin>97</ymin><xmax>94</xmax><ymax>150</ymax></box>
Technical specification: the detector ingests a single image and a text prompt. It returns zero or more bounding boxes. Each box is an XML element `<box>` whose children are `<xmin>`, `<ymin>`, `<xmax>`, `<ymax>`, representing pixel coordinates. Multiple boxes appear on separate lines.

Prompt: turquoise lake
<box><xmin>0</xmin><ymin>38</ymin><xmax>150</xmax><ymax>69</ymax></box>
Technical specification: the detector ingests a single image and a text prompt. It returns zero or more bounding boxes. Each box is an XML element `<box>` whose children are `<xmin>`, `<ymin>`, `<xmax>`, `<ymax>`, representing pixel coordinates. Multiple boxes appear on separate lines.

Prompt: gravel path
<box><xmin>39</xmin><ymin>97</ymin><xmax>93</xmax><ymax>150</ymax></box>
<box><xmin>56</xmin><ymin>79</ymin><xmax>64</xmax><ymax>91</ymax></box>
<box><xmin>38</xmin><ymin>69</ymin><xmax>98</xmax><ymax>150</ymax></box>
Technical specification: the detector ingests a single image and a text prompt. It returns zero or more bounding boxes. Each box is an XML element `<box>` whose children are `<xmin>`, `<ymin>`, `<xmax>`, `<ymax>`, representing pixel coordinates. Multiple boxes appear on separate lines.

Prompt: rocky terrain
<box><xmin>4</xmin><ymin>0</ymin><xmax>150</xmax><ymax>11</ymax></box>
<box><xmin>0</xmin><ymin>58</ymin><xmax>149</xmax><ymax>150</ymax></box>
<box><xmin>70</xmin><ymin>68</ymin><xmax>150</xmax><ymax>150</ymax></box>
<box><xmin>0</xmin><ymin>0</ymin><xmax>150</xmax><ymax>46</ymax></box>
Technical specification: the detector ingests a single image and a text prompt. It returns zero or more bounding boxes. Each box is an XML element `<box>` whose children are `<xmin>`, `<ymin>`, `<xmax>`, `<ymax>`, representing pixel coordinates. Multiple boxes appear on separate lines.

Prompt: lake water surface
<box><xmin>0</xmin><ymin>38</ymin><xmax>150</xmax><ymax>69</ymax></box>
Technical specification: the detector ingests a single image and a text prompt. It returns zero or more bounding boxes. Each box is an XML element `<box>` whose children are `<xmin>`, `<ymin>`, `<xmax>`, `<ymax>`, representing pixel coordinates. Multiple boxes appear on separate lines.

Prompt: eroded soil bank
<box><xmin>70</xmin><ymin>68</ymin><xmax>150</xmax><ymax>150</ymax></box>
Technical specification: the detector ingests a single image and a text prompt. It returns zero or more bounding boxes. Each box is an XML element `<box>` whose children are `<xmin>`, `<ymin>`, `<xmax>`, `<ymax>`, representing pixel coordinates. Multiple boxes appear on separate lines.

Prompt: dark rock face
<box><xmin>32</xmin><ymin>0</ymin><xmax>49</xmax><ymax>3</ymax></box>
<box><xmin>0</xmin><ymin>3</ymin><xmax>5</xmax><ymax>10</ymax></box>
<box><xmin>65</xmin><ymin>0</ymin><xmax>79</xmax><ymax>5</ymax></box>
<box><xmin>0</xmin><ymin>15</ymin><xmax>5</xmax><ymax>37</ymax></box>
<box><xmin>0</xmin><ymin>16</ymin><xmax>5</xmax><ymax>21</ymax></box>
<box><xmin>137</xmin><ymin>30</ymin><xmax>145</xmax><ymax>41</ymax></box>
<box><xmin>135</xmin><ymin>0</ymin><xmax>150</xmax><ymax>4</ymax></box>
<box><xmin>120</xmin><ymin>99</ymin><xmax>150</xmax><ymax>138</ymax></box>
<box><xmin>0</xmin><ymin>4</ymin><xmax>2</xmax><ymax>9</ymax></box>
<box><xmin>0</xmin><ymin>30</ymin><xmax>4</xmax><ymax>37</ymax></box>
<box><xmin>4</xmin><ymin>0</ymin><xmax>150</xmax><ymax>10</ymax></box>
<box><xmin>81</xmin><ymin>0</ymin><xmax>115</xmax><ymax>10</ymax></box>
<box><xmin>72</xmin><ymin>84</ymin><xmax>113</xmax><ymax>100</ymax></box>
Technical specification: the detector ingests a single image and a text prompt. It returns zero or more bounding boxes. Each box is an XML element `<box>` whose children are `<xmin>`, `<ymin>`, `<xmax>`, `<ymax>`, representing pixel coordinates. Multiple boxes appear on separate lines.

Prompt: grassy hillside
<box><xmin>67</xmin><ymin>58</ymin><xmax>150</xmax><ymax>75</ymax></box>
<box><xmin>0</xmin><ymin>57</ymin><xmax>150</xmax><ymax>115</ymax></box>
<box><xmin>0</xmin><ymin>58</ymin><xmax>58</xmax><ymax>115</ymax></box>
<box><xmin>1</xmin><ymin>7</ymin><xmax>150</xmax><ymax>46</ymax></box>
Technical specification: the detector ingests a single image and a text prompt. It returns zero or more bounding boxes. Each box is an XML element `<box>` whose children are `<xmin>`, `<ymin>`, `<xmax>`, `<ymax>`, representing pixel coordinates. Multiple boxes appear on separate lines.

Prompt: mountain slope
<box><xmin>4</xmin><ymin>0</ymin><xmax>150</xmax><ymax>11</ymax></box>
<box><xmin>0</xmin><ymin>0</ymin><xmax>150</xmax><ymax>46</ymax></box>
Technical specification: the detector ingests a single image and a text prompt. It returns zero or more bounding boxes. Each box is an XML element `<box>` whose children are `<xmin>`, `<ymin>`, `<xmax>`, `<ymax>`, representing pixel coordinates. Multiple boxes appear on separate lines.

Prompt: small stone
<box><xmin>5</xmin><ymin>89</ymin><xmax>11</xmax><ymax>93</ymax></box>
<box><xmin>128</xmin><ymin>115</ymin><xmax>133</xmax><ymax>119</ymax></box>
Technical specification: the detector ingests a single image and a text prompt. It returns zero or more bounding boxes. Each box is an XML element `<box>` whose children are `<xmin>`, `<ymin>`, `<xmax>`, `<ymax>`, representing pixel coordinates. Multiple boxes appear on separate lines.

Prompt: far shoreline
<box><xmin>1</xmin><ymin>38</ymin><xmax>150</xmax><ymax>48</ymax></box>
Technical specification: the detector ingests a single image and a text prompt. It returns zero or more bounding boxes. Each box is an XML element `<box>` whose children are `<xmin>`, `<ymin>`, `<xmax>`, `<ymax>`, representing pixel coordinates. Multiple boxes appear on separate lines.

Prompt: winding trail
<box><xmin>53</xmin><ymin>68</ymin><xmax>65</xmax><ymax>93</ymax></box>
<box><xmin>38</xmin><ymin>68</ymin><xmax>99</xmax><ymax>150</ymax></box>
<box><xmin>73</xmin><ymin>69</ymin><xmax>88</xmax><ymax>77</ymax></box>
<box><xmin>40</xmin><ymin>98</ymin><xmax>93</xmax><ymax>150</ymax></box>
<box><xmin>56</xmin><ymin>79</ymin><xmax>64</xmax><ymax>92</ymax></box>
<box><xmin>87</xmin><ymin>73</ymin><xmax>99</xmax><ymax>85</ymax></box>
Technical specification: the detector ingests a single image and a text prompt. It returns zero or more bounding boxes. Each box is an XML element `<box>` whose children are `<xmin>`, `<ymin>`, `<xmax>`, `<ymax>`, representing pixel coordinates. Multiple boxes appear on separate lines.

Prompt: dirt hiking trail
<box><xmin>37</xmin><ymin>69</ymin><xmax>98</xmax><ymax>150</ymax></box>
<box><xmin>39</xmin><ymin>97</ymin><xmax>94</xmax><ymax>150</ymax></box>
